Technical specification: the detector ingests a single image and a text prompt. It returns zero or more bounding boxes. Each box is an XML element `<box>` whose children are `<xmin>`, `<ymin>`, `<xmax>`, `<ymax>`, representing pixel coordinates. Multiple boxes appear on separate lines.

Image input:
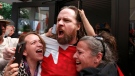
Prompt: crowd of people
<box><xmin>0</xmin><ymin>5</ymin><xmax>124</xmax><ymax>76</ymax></box>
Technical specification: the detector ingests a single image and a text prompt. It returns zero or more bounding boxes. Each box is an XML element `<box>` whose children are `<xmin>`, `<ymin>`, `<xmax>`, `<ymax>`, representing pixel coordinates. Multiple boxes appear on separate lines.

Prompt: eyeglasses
<box><xmin>94</xmin><ymin>36</ymin><xmax>105</xmax><ymax>60</ymax></box>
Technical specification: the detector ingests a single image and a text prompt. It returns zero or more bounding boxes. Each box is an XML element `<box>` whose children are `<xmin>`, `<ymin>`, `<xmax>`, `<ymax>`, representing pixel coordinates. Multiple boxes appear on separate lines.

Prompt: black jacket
<box><xmin>78</xmin><ymin>63</ymin><xmax>118</xmax><ymax>76</ymax></box>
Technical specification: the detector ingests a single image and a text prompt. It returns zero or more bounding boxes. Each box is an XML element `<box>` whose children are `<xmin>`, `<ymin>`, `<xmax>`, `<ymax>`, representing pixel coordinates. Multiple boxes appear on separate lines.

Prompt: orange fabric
<box><xmin>117</xmin><ymin>66</ymin><xmax>124</xmax><ymax>76</ymax></box>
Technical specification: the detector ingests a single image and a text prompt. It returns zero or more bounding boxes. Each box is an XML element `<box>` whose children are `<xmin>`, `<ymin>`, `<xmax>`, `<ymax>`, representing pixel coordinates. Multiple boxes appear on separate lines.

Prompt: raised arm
<box><xmin>78</xmin><ymin>9</ymin><xmax>96</xmax><ymax>36</ymax></box>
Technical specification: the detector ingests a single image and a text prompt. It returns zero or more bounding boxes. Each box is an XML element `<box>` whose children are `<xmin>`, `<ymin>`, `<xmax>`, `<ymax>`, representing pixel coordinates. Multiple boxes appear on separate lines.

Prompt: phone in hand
<box><xmin>13</xmin><ymin>41</ymin><xmax>26</xmax><ymax>66</ymax></box>
<box><xmin>52</xmin><ymin>24</ymin><xmax>56</xmax><ymax>34</ymax></box>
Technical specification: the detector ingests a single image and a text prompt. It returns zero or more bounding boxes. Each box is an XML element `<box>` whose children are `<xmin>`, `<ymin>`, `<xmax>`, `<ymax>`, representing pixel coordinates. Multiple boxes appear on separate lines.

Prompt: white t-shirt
<box><xmin>0</xmin><ymin>37</ymin><xmax>18</xmax><ymax>72</ymax></box>
<box><xmin>0</xmin><ymin>37</ymin><xmax>18</xmax><ymax>58</ymax></box>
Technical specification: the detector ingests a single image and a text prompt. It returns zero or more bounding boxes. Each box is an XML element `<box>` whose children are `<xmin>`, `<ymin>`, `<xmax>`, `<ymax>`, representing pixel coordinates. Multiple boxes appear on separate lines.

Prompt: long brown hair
<box><xmin>98</xmin><ymin>31</ymin><xmax>118</xmax><ymax>62</ymax></box>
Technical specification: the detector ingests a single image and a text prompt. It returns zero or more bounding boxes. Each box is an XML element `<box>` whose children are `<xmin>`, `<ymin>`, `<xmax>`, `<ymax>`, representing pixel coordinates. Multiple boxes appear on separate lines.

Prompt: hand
<box><xmin>78</xmin><ymin>9</ymin><xmax>96</xmax><ymax>36</ymax></box>
<box><xmin>78</xmin><ymin>9</ymin><xmax>85</xmax><ymax>18</ymax></box>
<box><xmin>3</xmin><ymin>57</ymin><xmax>19</xmax><ymax>76</ymax></box>
<box><xmin>3</xmin><ymin>47</ymin><xmax>16</xmax><ymax>60</ymax></box>
<box><xmin>45</xmin><ymin>27</ymin><xmax>53</xmax><ymax>37</ymax></box>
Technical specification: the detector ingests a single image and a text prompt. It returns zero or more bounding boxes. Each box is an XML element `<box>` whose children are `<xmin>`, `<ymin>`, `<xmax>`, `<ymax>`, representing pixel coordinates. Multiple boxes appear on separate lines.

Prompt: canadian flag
<box><xmin>39</xmin><ymin>34</ymin><xmax>77</xmax><ymax>76</ymax></box>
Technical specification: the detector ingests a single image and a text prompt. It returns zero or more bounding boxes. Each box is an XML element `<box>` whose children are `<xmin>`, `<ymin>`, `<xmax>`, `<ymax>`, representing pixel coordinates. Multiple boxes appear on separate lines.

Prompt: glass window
<box><xmin>18</xmin><ymin>7</ymin><xmax>49</xmax><ymax>34</ymax></box>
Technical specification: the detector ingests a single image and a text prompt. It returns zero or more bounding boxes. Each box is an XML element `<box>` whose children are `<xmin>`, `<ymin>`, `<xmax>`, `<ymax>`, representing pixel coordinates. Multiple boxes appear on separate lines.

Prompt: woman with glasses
<box><xmin>73</xmin><ymin>31</ymin><xmax>123</xmax><ymax>76</ymax></box>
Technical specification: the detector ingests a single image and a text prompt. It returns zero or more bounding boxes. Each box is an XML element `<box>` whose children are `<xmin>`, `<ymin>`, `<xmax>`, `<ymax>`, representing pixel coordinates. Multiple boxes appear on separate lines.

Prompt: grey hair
<box><xmin>6</xmin><ymin>25</ymin><xmax>15</xmax><ymax>31</ymax></box>
<box><xmin>6</xmin><ymin>19</ymin><xmax>15</xmax><ymax>31</ymax></box>
<box><xmin>79</xmin><ymin>36</ymin><xmax>115</xmax><ymax>64</ymax></box>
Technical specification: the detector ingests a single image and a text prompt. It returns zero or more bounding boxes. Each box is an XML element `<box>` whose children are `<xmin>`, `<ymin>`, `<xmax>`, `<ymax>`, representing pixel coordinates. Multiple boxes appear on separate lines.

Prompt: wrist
<box><xmin>45</xmin><ymin>33</ymin><xmax>49</xmax><ymax>37</ymax></box>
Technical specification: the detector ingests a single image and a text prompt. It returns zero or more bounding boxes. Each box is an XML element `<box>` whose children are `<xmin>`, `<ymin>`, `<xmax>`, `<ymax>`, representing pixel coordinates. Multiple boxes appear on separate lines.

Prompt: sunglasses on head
<box><xmin>94</xmin><ymin>36</ymin><xmax>105</xmax><ymax>60</ymax></box>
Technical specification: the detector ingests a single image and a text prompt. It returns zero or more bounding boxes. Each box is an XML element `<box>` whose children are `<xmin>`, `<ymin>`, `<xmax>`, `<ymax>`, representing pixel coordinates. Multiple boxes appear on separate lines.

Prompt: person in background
<box><xmin>2</xmin><ymin>32</ymin><xmax>45</xmax><ymax>76</ymax></box>
<box><xmin>0</xmin><ymin>15</ymin><xmax>18</xmax><ymax>74</ymax></box>
<box><xmin>73</xmin><ymin>31</ymin><xmax>124</xmax><ymax>76</ymax></box>
<box><xmin>5</xmin><ymin>20</ymin><xmax>19</xmax><ymax>38</ymax></box>
<box><xmin>104</xmin><ymin>22</ymin><xmax>111</xmax><ymax>33</ymax></box>
<box><xmin>95</xmin><ymin>23</ymin><xmax>100</xmax><ymax>34</ymax></box>
<box><xmin>94</xmin><ymin>22</ymin><xmax>111</xmax><ymax>35</ymax></box>
<box><xmin>5</xmin><ymin>25</ymin><xmax>15</xmax><ymax>37</ymax></box>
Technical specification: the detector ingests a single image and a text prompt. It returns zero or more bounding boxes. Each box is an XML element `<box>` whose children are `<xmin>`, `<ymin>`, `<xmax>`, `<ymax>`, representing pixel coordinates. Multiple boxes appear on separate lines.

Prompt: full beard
<box><xmin>56</xmin><ymin>29</ymin><xmax>77</xmax><ymax>45</ymax></box>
